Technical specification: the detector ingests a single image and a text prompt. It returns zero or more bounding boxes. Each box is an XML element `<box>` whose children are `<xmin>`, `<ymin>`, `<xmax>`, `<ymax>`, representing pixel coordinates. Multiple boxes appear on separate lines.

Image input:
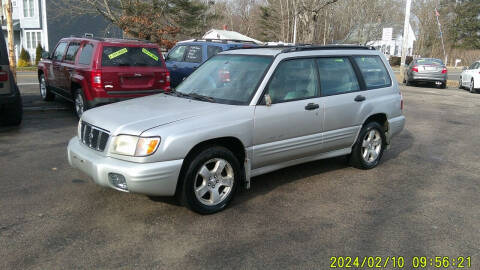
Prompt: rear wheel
<box><xmin>74</xmin><ymin>89</ymin><xmax>89</xmax><ymax>118</ymax></box>
<box><xmin>39</xmin><ymin>74</ymin><xmax>55</xmax><ymax>101</ymax></box>
<box><xmin>0</xmin><ymin>93</ymin><xmax>22</xmax><ymax>126</ymax></box>
<box><xmin>350</xmin><ymin>122</ymin><xmax>386</xmax><ymax>169</ymax></box>
<box><xmin>179</xmin><ymin>146</ymin><xmax>241</xmax><ymax>214</ymax></box>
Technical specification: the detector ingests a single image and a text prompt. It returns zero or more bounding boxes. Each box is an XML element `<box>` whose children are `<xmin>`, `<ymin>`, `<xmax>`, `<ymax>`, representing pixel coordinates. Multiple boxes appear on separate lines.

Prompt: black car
<box><xmin>0</xmin><ymin>37</ymin><xmax>22</xmax><ymax>126</ymax></box>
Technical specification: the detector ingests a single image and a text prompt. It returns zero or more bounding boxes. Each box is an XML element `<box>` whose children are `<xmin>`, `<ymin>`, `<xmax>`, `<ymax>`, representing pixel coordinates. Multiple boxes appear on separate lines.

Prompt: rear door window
<box><xmin>78</xmin><ymin>43</ymin><xmax>94</xmax><ymax>65</ymax></box>
<box><xmin>52</xmin><ymin>42</ymin><xmax>68</xmax><ymax>61</ymax></box>
<box><xmin>353</xmin><ymin>56</ymin><xmax>392</xmax><ymax>89</ymax></box>
<box><xmin>185</xmin><ymin>45</ymin><xmax>203</xmax><ymax>63</ymax></box>
<box><xmin>317</xmin><ymin>57</ymin><xmax>360</xmax><ymax>96</ymax></box>
<box><xmin>166</xmin><ymin>45</ymin><xmax>187</xmax><ymax>62</ymax></box>
<box><xmin>101</xmin><ymin>46</ymin><xmax>163</xmax><ymax>67</ymax></box>
<box><xmin>64</xmin><ymin>42</ymin><xmax>80</xmax><ymax>62</ymax></box>
<box><xmin>207</xmin><ymin>45</ymin><xmax>223</xmax><ymax>59</ymax></box>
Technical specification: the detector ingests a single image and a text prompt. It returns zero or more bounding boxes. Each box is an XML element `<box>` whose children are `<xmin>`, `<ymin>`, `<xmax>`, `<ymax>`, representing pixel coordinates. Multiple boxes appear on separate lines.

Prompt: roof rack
<box><xmin>191</xmin><ymin>38</ymin><xmax>258</xmax><ymax>44</ymax></box>
<box><xmin>229</xmin><ymin>44</ymin><xmax>375</xmax><ymax>53</ymax></box>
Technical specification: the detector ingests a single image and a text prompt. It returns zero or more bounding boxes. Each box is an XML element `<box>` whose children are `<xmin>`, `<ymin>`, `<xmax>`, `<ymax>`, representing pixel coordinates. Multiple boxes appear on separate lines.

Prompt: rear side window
<box><xmin>52</xmin><ymin>42</ymin><xmax>68</xmax><ymax>61</ymax></box>
<box><xmin>207</xmin><ymin>46</ymin><xmax>223</xmax><ymax>59</ymax></box>
<box><xmin>317</xmin><ymin>57</ymin><xmax>360</xmax><ymax>96</ymax></box>
<box><xmin>101</xmin><ymin>46</ymin><xmax>163</xmax><ymax>67</ymax></box>
<box><xmin>64</xmin><ymin>43</ymin><xmax>80</xmax><ymax>62</ymax></box>
<box><xmin>166</xmin><ymin>45</ymin><xmax>186</xmax><ymax>62</ymax></box>
<box><xmin>353</xmin><ymin>56</ymin><xmax>392</xmax><ymax>89</ymax></box>
<box><xmin>185</xmin><ymin>45</ymin><xmax>202</xmax><ymax>63</ymax></box>
<box><xmin>78</xmin><ymin>43</ymin><xmax>94</xmax><ymax>65</ymax></box>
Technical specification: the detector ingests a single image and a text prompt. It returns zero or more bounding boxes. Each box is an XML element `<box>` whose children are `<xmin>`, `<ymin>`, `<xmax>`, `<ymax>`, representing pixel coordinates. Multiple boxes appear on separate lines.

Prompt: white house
<box><xmin>367</xmin><ymin>23</ymin><xmax>416</xmax><ymax>58</ymax></box>
<box><xmin>1</xmin><ymin>0</ymin><xmax>49</xmax><ymax>63</ymax></box>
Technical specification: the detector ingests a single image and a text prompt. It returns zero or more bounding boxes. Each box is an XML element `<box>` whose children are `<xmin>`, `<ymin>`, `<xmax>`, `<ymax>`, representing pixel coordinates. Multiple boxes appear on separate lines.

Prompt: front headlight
<box><xmin>111</xmin><ymin>135</ymin><xmax>160</xmax><ymax>157</ymax></box>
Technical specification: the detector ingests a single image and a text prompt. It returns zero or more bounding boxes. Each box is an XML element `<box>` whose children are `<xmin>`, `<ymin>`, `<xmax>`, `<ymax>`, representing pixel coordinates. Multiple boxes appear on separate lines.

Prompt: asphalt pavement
<box><xmin>0</xmin><ymin>77</ymin><xmax>479</xmax><ymax>269</ymax></box>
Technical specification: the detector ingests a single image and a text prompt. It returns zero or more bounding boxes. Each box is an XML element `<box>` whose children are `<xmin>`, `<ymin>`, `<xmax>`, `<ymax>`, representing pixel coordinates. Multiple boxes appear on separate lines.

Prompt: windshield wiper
<box><xmin>164</xmin><ymin>89</ymin><xmax>215</xmax><ymax>102</ymax></box>
<box><xmin>187</xmin><ymin>92</ymin><xmax>216</xmax><ymax>103</ymax></box>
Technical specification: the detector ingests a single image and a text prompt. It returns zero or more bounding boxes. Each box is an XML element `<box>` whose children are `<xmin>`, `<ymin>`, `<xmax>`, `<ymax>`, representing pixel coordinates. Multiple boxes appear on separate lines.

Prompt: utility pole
<box><xmin>400</xmin><ymin>0</ymin><xmax>412</xmax><ymax>83</ymax></box>
<box><xmin>5</xmin><ymin>0</ymin><xmax>15</xmax><ymax>81</ymax></box>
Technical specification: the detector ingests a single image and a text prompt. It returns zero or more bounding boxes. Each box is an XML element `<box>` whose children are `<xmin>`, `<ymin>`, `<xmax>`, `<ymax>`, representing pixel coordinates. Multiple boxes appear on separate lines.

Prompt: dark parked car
<box><xmin>38</xmin><ymin>36</ymin><xmax>171</xmax><ymax>118</ymax></box>
<box><xmin>403</xmin><ymin>58</ymin><xmax>447</xmax><ymax>88</ymax></box>
<box><xmin>0</xmin><ymin>36</ymin><xmax>22</xmax><ymax>126</ymax></box>
<box><xmin>165</xmin><ymin>39</ymin><xmax>257</xmax><ymax>87</ymax></box>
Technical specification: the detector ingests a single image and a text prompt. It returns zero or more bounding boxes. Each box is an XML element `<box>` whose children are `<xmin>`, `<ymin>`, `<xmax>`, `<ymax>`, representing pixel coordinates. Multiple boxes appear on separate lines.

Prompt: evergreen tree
<box><xmin>18</xmin><ymin>47</ymin><xmax>31</xmax><ymax>67</ymax></box>
<box><xmin>451</xmin><ymin>0</ymin><xmax>480</xmax><ymax>49</ymax></box>
<box><xmin>35</xmin><ymin>44</ymin><xmax>43</xmax><ymax>65</ymax></box>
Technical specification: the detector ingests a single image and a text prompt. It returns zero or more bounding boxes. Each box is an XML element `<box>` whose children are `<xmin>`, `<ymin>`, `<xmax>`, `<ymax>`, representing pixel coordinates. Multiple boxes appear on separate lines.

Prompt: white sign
<box><xmin>382</xmin><ymin>28</ymin><xmax>393</xmax><ymax>42</ymax></box>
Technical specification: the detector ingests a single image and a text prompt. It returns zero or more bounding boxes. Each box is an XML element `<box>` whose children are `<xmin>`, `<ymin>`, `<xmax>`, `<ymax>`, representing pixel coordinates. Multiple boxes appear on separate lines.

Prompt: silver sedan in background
<box><xmin>404</xmin><ymin>58</ymin><xmax>448</xmax><ymax>88</ymax></box>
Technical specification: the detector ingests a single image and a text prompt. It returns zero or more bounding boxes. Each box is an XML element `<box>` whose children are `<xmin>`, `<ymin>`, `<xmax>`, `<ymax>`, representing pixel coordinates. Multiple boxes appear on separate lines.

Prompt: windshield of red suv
<box><xmin>101</xmin><ymin>46</ymin><xmax>164</xmax><ymax>67</ymax></box>
<box><xmin>175</xmin><ymin>54</ymin><xmax>272</xmax><ymax>105</ymax></box>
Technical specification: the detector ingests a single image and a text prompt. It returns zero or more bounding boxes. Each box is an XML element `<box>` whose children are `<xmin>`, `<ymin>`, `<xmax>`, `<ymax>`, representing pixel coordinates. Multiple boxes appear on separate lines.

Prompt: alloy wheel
<box><xmin>194</xmin><ymin>158</ymin><xmax>234</xmax><ymax>206</ymax></box>
<box><xmin>40</xmin><ymin>77</ymin><xmax>47</xmax><ymax>98</ymax></box>
<box><xmin>361</xmin><ymin>129</ymin><xmax>382</xmax><ymax>163</ymax></box>
<box><xmin>75</xmin><ymin>93</ymin><xmax>84</xmax><ymax>118</ymax></box>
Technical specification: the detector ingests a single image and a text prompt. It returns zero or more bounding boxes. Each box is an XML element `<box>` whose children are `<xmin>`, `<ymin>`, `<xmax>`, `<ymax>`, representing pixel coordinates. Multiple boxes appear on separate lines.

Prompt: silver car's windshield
<box><xmin>175</xmin><ymin>54</ymin><xmax>273</xmax><ymax>105</ymax></box>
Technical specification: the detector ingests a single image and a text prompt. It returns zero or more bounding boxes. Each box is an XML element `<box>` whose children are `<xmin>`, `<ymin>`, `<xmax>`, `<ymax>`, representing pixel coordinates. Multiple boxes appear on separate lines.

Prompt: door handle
<box><xmin>354</xmin><ymin>95</ymin><xmax>366</xmax><ymax>102</ymax></box>
<box><xmin>305</xmin><ymin>103</ymin><xmax>319</xmax><ymax>110</ymax></box>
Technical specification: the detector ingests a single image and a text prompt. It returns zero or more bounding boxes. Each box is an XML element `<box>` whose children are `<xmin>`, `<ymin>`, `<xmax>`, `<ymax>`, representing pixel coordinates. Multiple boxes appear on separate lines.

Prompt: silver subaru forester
<box><xmin>67</xmin><ymin>45</ymin><xmax>405</xmax><ymax>214</ymax></box>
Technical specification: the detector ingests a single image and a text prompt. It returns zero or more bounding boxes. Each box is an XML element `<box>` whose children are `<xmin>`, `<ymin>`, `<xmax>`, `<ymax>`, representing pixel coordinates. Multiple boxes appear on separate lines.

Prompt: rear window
<box><xmin>101</xmin><ymin>46</ymin><xmax>164</xmax><ymax>67</ymax></box>
<box><xmin>415</xmin><ymin>58</ymin><xmax>443</xmax><ymax>65</ymax></box>
<box><xmin>353</xmin><ymin>56</ymin><xmax>392</xmax><ymax>89</ymax></box>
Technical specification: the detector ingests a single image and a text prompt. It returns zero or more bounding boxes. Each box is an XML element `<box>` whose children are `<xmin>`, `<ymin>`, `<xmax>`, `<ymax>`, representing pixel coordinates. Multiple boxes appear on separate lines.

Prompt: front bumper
<box><xmin>67</xmin><ymin>137</ymin><xmax>183</xmax><ymax>196</ymax></box>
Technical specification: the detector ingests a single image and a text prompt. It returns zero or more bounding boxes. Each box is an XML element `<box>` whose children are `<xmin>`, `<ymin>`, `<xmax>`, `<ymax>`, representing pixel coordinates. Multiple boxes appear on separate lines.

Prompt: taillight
<box><xmin>165</xmin><ymin>71</ymin><xmax>170</xmax><ymax>83</ymax></box>
<box><xmin>91</xmin><ymin>71</ymin><xmax>102</xmax><ymax>88</ymax></box>
<box><xmin>412</xmin><ymin>66</ymin><xmax>418</xmax><ymax>72</ymax></box>
<box><xmin>441</xmin><ymin>67</ymin><xmax>447</xmax><ymax>74</ymax></box>
<box><xmin>0</xmin><ymin>71</ymin><xmax>8</xmax><ymax>82</ymax></box>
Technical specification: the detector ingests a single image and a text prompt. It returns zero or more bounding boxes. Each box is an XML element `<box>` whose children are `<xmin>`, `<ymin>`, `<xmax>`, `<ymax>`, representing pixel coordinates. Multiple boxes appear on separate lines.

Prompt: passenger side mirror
<box><xmin>41</xmin><ymin>51</ymin><xmax>50</xmax><ymax>59</ymax></box>
<box><xmin>264</xmin><ymin>94</ymin><xmax>272</xmax><ymax>106</ymax></box>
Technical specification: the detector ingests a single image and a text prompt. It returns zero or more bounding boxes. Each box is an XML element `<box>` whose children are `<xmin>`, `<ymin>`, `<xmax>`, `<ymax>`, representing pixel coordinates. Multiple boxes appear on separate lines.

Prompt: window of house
<box><xmin>12</xmin><ymin>0</ymin><xmax>17</xmax><ymax>7</ymax></box>
<box><xmin>25</xmin><ymin>31</ymin><xmax>41</xmax><ymax>49</ymax></box>
<box><xmin>23</xmin><ymin>0</ymin><xmax>34</xmax><ymax>17</ymax></box>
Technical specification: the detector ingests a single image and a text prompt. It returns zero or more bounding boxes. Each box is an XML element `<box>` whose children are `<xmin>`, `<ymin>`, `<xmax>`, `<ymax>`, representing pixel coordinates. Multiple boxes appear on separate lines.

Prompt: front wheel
<box><xmin>180</xmin><ymin>146</ymin><xmax>242</xmax><ymax>214</ymax></box>
<box><xmin>39</xmin><ymin>74</ymin><xmax>55</xmax><ymax>101</ymax></box>
<box><xmin>350</xmin><ymin>122</ymin><xmax>386</xmax><ymax>169</ymax></box>
<box><xmin>470</xmin><ymin>79</ymin><xmax>476</xmax><ymax>93</ymax></box>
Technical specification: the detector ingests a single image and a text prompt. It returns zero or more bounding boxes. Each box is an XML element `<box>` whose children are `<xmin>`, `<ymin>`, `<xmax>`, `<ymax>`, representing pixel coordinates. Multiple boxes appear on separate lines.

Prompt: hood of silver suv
<box><xmin>81</xmin><ymin>94</ymin><xmax>235</xmax><ymax>136</ymax></box>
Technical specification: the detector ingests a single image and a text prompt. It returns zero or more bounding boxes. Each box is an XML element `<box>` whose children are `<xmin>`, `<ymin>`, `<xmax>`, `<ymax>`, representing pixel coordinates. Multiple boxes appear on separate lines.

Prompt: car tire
<box><xmin>74</xmin><ymin>89</ymin><xmax>89</xmax><ymax>118</ymax></box>
<box><xmin>179</xmin><ymin>146</ymin><xmax>242</xmax><ymax>214</ymax></box>
<box><xmin>39</xmin><ymin>74</ymin><xmax>55</xmax><ymax>101</ymax></box>
<box><xmin>349</xmin><ymin>122</ymin><xmax>386</xmax><ymax>170</ymax></box>
<box><xmin>470</xmin><ymin>79</ymin><xmax>476</xmax><ymax>93</ymax></box>
<box><xmin>0</xmin><ymin>91</ymin><xmax>22</xmax><ymax>126</ymax></box>
<box><xmin>440</xmin><ymin>82</ymin><xmax>447</xmax><ymax>89</ymax></box>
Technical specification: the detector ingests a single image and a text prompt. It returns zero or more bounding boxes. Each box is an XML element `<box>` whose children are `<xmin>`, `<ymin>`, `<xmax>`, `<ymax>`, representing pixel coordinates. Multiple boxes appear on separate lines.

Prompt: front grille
<box><xmin>80</xmin><ymin>122</ymin><xmax>110</xmax><ymax>152</ymax></box>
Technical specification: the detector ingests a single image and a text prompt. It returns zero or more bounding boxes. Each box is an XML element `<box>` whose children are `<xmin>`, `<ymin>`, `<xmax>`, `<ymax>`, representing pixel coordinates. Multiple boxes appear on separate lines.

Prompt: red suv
<box><xmin>38</xmin><ymin>36</ymin><xmax>170</xmax><ymax>117</ymax></box>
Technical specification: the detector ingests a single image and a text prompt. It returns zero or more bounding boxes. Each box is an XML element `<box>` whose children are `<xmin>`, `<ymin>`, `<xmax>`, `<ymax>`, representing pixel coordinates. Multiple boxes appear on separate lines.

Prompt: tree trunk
<box><xmin>6</xmin><ymin>0</ymin><xmax>15</xmax><ymax>81</ymax></box>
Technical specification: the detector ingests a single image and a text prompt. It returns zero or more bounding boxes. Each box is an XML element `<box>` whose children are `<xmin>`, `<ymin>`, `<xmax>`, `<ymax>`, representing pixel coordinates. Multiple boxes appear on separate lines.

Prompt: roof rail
<box><xmin>228</xmin><ymin>44</ymin><xmax>375</xmax><ymax>53</ymax></box>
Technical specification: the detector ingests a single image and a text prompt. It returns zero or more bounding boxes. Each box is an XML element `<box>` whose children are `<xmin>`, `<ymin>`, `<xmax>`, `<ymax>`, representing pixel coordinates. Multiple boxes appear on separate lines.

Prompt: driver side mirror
<box><xmin>41</xmin><ymin>51</ymin><xmax>50</xmax><ymax>59</ymax></box>
<box><xmin>264</xmin><ymin>94</ymin><xmax>272</xmax><ymax>106</ymax></box>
